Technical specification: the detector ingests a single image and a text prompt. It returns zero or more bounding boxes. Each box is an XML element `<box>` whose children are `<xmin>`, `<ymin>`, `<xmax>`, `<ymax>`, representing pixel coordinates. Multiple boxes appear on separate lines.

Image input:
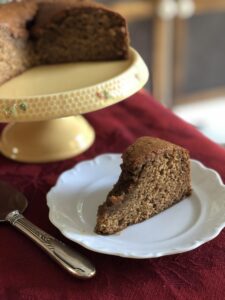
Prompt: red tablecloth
<box><xmin>1</xmin><ymin>90</ymin><xmax>225</xmax><ymax>300</ymax></box>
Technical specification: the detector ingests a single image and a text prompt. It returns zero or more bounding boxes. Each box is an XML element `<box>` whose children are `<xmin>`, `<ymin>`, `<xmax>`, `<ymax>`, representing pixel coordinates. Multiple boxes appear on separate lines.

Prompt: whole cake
<box><xmin>95</xmin><ymin>137</ymin><xmax>192</xmax><ymax>235</ymax></box>
<box><xmin>0</xmin><ymin>0</ymin><xmax>129</xmax><ymax>85</ymax></box>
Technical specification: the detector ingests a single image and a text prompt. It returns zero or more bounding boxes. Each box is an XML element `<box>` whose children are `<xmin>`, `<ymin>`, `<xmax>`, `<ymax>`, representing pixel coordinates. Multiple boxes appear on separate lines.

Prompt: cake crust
<box><xmin>122</xmin><ymin>137</ymin><xmax>185</xmax><ymax>171</ymax></box>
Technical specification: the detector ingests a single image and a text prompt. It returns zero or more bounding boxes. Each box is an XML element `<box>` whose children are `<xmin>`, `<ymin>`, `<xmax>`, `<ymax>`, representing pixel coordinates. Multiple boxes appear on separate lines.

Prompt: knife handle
<box><xmin>6</xmin><ymin>210</ymin><xmax>96</xmax><ymax>279</ymax></box>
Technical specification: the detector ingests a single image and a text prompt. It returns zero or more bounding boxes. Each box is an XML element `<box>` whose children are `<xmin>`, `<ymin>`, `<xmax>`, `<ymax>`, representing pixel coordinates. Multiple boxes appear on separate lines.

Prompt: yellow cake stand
<box><xmin>0</xmin><ymin>48</ymin><xmax>149</xmax><ymax>163</ymax></box>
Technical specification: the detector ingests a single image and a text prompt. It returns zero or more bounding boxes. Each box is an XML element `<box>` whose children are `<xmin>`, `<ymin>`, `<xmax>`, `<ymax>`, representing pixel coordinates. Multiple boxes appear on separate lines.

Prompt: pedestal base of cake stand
<box><xmin>0</xmin><ymin>116</ymin><xmax>95</xmax><ymax>163</ymax></box>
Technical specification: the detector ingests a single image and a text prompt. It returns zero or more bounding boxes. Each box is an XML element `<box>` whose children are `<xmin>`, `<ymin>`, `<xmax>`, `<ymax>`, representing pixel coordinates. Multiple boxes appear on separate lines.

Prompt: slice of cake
<box><xmin>0</xmin><ymin>0</ymin><xmax>129</xmax><ymax>86</ymax></box>
<box><xmin>95</xmin><ymin>137</ymin><xmax>192</xmax><ymax>235</ymax></box>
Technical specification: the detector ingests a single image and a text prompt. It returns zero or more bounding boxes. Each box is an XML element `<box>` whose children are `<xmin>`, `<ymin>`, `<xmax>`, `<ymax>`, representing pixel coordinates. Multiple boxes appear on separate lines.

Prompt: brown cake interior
<box><xmin>95</xmin><ymin>137</ymin><xmax>191</xmax><ymax>235</ymax></box>
<box><xmin>32</xmin><ymin>4</ymin><xmax>129</xmax><ymax>64</ymax></box>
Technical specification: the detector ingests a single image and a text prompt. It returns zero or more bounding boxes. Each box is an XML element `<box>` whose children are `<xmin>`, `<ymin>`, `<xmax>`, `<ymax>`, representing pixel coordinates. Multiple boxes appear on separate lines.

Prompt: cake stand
<box><xmin>0</xmin><ymin>48</ymin><xmax>149</xmax><ymax>163</ymax></box>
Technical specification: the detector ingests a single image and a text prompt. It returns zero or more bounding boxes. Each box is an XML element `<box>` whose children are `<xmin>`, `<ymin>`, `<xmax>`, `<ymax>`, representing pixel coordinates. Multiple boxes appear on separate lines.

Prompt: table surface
<box><xmin>1</xmin><ymin>90</ymin><xmax>225</xmax><ymax>300</ymax></box>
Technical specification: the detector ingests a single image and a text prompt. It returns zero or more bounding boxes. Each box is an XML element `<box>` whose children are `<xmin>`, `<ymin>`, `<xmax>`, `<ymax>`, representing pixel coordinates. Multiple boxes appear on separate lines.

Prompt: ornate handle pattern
<box><xmin>6</xmin><ymin>210</ymin><xmax>96</xmax><ymax>279</ymax></box>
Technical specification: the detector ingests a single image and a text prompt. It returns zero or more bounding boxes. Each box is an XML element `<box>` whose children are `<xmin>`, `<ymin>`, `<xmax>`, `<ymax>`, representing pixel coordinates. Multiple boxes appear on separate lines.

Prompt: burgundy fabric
<box><xmin>1</xmin><ymin>90</ymin><xmax>225</xmax><ymax>300</ymax></box>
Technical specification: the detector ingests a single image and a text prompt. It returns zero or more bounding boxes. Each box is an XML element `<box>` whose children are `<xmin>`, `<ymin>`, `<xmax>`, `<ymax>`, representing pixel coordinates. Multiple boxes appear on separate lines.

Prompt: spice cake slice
<box><xmin>95</xmin><ymin>137</ymin><xmax>192</xmax><ymax>235</ymax></box>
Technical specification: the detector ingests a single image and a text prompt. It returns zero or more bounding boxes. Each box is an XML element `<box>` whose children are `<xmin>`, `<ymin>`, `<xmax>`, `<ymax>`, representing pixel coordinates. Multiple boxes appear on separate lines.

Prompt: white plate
<box><xmin>47</xmin><ymin>154</ymin><xmax>225</xmax><ymax>258</ymax></box>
